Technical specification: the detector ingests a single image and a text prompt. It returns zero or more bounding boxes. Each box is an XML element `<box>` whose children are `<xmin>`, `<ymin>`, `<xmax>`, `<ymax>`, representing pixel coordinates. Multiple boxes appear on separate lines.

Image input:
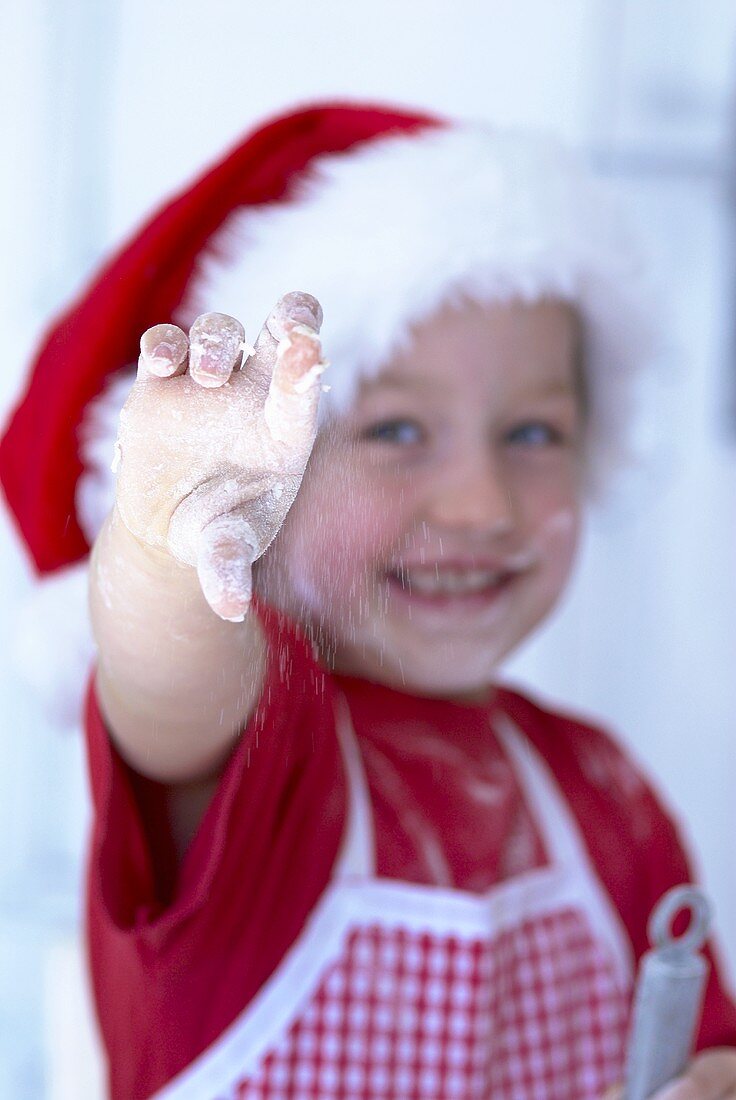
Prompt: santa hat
<box><xmin>0</xmin><ymin>98</ymin><xmax>661</xmax><ymax>729</ymax></box>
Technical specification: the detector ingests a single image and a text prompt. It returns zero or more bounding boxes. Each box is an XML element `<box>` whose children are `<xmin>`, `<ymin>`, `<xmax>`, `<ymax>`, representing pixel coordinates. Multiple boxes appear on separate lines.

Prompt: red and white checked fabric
<box><xmin>155</xmin><ymin>708</ymin><xmax>634</xmax><ymax>1100</ymax></box>
<box><xmin>229</xmin><ymin>912</ymin><xmax>628</xmax><ymax>1100</ymax></box>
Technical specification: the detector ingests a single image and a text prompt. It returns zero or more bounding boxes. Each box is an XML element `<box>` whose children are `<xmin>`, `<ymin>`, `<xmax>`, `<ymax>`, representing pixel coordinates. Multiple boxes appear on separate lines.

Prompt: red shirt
<box><xmin>84</xmin><ymin>608</ymin><xmax>736</xmax><ymax>1099</ymax></box>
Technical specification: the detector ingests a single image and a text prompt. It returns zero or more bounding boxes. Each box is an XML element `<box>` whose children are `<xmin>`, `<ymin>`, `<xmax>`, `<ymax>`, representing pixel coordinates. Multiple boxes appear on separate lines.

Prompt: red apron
<box><xmin>153</xmin><ymin>699</ymin><xmax>634</xmax><ymax>1099</ymax></box>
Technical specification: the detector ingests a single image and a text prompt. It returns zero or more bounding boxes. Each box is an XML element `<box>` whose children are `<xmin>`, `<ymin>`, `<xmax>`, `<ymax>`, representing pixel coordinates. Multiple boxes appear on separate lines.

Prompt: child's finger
<box><xmin>264</xmin><ymin>322</ymin><xmax>327</xmax><ymax>448</ymax></box>
<box><xmin>649</xmin><ymin>1049</ymin><xmax>736</xmax><ymax>1098</ymax></box>
<box><xmin>244</xmin><ymin>291</ymin><xmax>323</xmax><ymax>403</ymax></box>
<box><xmin>188</xmin><ymin>312</ymin><xmax>245</xmax><ymax>388</ymax></box>
<box><xmin>196</xmin><ymin>510</ymin><xmax>257</xmax><ymax>622</ymax></box>
<box><xmin>266</xmin><ymin>290</ymin><xmax>324</xmax><ymax>343</ymax></box>
<box><xmin>137</xmin><ymin>324</ymin><xmax>189</xmax><ymax>379</ymax></box>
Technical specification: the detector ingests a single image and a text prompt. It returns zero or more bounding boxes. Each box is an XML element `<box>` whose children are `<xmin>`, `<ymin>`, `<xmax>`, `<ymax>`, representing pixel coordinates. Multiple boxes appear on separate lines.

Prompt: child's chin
<box><xmin>367</xmin><ymin>645</ymin><xmax>504</xmax><ymax>701</ymax></box>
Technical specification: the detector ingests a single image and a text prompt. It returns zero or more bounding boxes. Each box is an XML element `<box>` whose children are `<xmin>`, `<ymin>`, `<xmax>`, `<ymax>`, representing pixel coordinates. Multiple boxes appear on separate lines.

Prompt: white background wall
<box><xmin>2</xmin><ymin>1</ymin><xmax>736</xmax><ymax>1094</ymax></box>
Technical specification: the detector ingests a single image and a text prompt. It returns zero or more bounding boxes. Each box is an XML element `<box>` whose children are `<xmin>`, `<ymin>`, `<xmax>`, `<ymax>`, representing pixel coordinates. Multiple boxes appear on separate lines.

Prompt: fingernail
<box><xmin>267</xmin><ymin>292</ymin><xmax>323</xmax><ymax>340</ymax></box>
<box><xmin>140</xmin><ymin>325</ymin><xmax>187</xmax><ymax>376</ymax></box>
<box><xmin>147</xmin><ymin>343</ymin><xmax>179</xmax><ymax>376</ymax></box>
<box><xmin>190</xmin><ymin>338</ymin><xmax>231</xmax><ymax>386</ymax></box>
<box><xmin>189</xmin><ymin>314</ymin><xmax>244</xmax><ymax>386</ymax></box>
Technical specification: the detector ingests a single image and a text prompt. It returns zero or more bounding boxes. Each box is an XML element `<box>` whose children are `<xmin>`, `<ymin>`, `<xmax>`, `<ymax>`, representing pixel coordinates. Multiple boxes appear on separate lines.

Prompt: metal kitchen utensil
<box><xmin>623</xmin><ymin>884</ymin><xmax>712</xmax><ymax>1100</ymax></box>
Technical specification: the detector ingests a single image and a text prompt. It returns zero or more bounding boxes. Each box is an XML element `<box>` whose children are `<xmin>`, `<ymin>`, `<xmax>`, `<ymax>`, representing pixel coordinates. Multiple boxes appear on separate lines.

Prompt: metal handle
<box><xmin>623</xmin><ymin>885</ymin><xmax>712</xmax><ymax>1100</ymax></box>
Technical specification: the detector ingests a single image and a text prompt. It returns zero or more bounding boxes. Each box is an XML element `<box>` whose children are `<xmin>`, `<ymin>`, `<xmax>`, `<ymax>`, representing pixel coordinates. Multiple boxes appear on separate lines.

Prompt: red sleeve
<box><xmin>83</xmin><ymin>604</ymin><xmax>346</xmax><ymax>1100</ymax></box>
<box><xmin>498</xmin><ymin>686</ymin><xmax>736</xmax><ymax>1051</ymax></box>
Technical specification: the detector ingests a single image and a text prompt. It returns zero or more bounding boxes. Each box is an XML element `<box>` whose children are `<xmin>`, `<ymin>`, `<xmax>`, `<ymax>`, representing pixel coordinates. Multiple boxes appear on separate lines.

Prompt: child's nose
<box><xmin>425</xmin><ymin>455</ymin><xmax>516</xmax><ymax>535</ymax></box>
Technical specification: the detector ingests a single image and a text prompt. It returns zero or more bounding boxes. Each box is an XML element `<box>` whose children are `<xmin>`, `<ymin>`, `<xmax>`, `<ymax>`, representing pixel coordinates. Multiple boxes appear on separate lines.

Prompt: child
<box><xmin>2</xmin><ymin>101</ymin><xmax>736</xmax><ymax>1099</ymax></box>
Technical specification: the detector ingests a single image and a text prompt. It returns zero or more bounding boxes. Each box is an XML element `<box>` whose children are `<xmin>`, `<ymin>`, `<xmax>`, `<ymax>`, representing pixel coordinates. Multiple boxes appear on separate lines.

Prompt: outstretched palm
<box><xmin>115</xmin><ymin>291</ymin><xmax>325</xmax><ymax>621</ymax></box>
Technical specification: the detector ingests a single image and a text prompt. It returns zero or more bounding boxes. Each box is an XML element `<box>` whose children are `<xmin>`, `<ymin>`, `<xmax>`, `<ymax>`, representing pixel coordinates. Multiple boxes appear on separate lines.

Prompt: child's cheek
<box><xmin>530</xmin><ymin>506</ymin><xmax>582</xmax><ymax>597</ymax></box>
<box><xmin>536</xmin><ymin>507</ymin><xmax>579</xmax><ymax>548</ymax></box>
<box><xmin>264</xmin><ymin>457</ymin><xmax>400</xmax><ymax>617</ymax></box>
<box><xmin>304</xmin><ymin>480</ymin><xmax>398</xmax><ymax>590</ymax></box>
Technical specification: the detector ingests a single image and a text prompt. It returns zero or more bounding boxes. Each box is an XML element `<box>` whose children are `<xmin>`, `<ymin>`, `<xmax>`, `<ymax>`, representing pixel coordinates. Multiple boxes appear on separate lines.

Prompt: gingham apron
<box><xmin>154</xmin><ymin>698</ymin><xmax>635</xmax><ymax>1099</ymax></box>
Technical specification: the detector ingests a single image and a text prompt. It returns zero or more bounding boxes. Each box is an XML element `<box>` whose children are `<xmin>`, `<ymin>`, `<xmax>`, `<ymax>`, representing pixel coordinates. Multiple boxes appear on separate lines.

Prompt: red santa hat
<box><xmin>0</xmin><ymin>98</ymin><xmax>661</xmax><ymax>728</ymax></box>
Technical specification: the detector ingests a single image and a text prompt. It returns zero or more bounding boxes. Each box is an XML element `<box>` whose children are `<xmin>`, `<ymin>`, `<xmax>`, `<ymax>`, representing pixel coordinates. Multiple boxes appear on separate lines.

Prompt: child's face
<box><xmin>258</xmin><ymin>297</ymin><xmax>585</xmax><ymax>700</ymax></box>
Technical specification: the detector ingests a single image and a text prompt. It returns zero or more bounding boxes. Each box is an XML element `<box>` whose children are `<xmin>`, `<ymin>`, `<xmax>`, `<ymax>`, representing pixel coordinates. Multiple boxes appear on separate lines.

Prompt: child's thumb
<box><xmin>196</xmin><ymin>511</ymin><xmax>257</xmax><ymax>622</ymax></box>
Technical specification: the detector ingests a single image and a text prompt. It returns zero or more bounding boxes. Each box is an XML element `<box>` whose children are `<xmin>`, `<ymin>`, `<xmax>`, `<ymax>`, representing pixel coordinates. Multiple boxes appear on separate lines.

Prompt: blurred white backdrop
<box><xmin>2</xmin><ymin>0</ymin><xmax>736</xmax><ymax>1095</ymax></box>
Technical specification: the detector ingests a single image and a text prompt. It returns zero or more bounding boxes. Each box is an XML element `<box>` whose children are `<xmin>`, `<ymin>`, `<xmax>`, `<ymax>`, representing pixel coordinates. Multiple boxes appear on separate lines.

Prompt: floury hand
<box><xmin>113</xmin><ymin>292</ymin><xmax>326</xmax><ymax>622</ymax></box>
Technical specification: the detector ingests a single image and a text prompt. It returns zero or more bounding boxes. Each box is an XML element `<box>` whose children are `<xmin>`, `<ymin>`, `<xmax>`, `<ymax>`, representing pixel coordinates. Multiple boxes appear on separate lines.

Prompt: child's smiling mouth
<box><xmin>383</xmin><ymin>558</ymin><xmax>532</xmax><ymax>613</ymax></box>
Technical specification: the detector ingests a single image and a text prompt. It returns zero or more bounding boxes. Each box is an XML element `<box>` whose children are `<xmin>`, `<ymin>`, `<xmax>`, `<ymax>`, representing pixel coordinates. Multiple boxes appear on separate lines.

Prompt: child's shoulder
<box><xmin>495</xmin><ymin>679</ymin><xmax>625</xmax><ymax>747</ymax></box>
<box><xmin>494</xmin><ymin>681</ymin><xmax>660</xmax><ymax>817</ymax></box>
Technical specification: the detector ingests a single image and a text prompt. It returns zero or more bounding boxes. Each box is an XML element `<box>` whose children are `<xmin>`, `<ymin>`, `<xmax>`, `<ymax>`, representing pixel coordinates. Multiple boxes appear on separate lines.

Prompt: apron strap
<box><xmin>495</xmin><ymin>712</ymin><xmax>635</xmax><ymax>983</ymax></box>
<box><xmin>331</xmin><ymin>692</ymin><xmax>376</xmax><ymax>881</ymax></box>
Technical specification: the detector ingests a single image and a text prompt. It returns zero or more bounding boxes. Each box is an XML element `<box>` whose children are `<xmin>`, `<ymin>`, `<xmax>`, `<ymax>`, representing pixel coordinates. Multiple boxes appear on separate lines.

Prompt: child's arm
<box><xmin>89</xmin><ymin>503</ymin><xmax>267</xmax><ymax>785</ymax></box>
<box><xmin>89</xmin><ymin>292</ymin><xmax>324</xmax><ymax>798</ymax></box>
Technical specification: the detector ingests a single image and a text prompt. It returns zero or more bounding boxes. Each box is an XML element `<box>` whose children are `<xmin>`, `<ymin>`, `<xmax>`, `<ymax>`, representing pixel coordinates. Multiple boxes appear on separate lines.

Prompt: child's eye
<box><xmin>506</xmin><ymin>421</ymin><xmax>565</xmax><ymax>447</ymax></box>
<box><xmin>361</xmin><ymin>418</ymin><xmax>425</xmax><ymax>445</ymax></box>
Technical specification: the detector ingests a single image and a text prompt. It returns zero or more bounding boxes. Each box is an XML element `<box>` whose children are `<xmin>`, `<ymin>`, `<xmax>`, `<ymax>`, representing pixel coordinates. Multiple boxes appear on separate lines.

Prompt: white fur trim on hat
<box><xmin>77</xmin><ymin>369</ymin><xmax>136</xmax><ymax>546</ymax></box>
<box><xmin>179</xmin><ymin>122</ymin><xmax>666</xmax><ymax>501</ymax></box>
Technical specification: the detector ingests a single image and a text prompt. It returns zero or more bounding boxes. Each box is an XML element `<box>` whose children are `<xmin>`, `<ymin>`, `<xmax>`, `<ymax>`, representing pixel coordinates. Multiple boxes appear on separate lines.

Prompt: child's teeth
<box><xmin>400</xmin><ymin>568</ymin><xmax>504</xmax><ymax>595</ymax></box>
